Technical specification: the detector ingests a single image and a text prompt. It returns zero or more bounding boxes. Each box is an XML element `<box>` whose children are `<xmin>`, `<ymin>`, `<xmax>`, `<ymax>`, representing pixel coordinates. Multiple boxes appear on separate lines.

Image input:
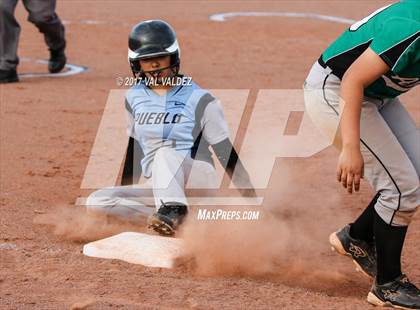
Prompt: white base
<box><xmin>83</xmin><ymin>232</ymin><xmax>184</xmax><ymax>268</ymax></box>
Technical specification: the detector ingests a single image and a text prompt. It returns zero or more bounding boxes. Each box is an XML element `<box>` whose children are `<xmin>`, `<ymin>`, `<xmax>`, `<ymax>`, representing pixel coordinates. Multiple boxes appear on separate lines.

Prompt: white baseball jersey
<box><xmin>125</xmin><ymin>79</ymin><xmax>230</xmax><ymax>178</ymax></box>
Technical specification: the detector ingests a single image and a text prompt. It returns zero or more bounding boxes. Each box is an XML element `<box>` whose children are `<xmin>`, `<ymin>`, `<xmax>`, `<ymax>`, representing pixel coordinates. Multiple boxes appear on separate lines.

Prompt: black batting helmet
<box><xmin>128</xmin><ymin>20</ymin><xmax>181</xmax><ymax>77</ymax></box>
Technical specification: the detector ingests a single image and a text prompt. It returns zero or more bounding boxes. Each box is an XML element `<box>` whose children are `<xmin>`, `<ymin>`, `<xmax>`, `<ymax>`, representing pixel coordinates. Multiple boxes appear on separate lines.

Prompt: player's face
<box><xmin>139</xmin><ymin>55</ymin><xmax>173</xmax><ymax>82</ymax></box>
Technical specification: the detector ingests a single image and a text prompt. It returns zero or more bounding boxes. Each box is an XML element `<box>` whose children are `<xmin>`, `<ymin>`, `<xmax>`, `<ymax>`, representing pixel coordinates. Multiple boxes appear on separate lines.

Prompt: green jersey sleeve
<box><xmin>370</xmin><ymin>17</ymin><xmax>420</xmax><ymax>74</ymax></box>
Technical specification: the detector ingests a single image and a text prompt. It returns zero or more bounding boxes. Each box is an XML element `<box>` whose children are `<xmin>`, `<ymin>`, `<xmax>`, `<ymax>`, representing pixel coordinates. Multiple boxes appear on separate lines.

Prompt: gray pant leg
<box><xmin>86</xmin><ymin>186</ymin><xmax>154</xmax><ymax>222</ymax></box>
<box><xmin>358</xmin><ymin>103</ymin><xmax>419</xmax><ymax>226</ymax></box>
<box><xmin>304</xmin><ymin>61</ymin><xmax>419</xmax><ymax>227</ymax></box>
<box><xmin>0</xmin><ymin>0</ymin><xmax>20</xmax><ymax>70</ymax></box>
<box><xmin>379</xmin><ymin>98</ymin><xmax>420</xmax><ymax>177</ymax></box>
<box><xmin>22</xmin><ymin>0</ymin><xmax>65</xmax><ymax>51</ymax></box>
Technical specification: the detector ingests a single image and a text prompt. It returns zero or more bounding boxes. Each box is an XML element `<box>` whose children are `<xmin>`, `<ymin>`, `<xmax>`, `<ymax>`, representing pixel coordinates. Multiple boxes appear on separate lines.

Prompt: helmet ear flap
<box><xmin>130</xmin><ymin>60</ymin><xmax>141</xmax><ymax>74</ymax></box>
<box><xmin>170</xmin><ymin>53</ymin><xmax>180</xmax><ymax>75</ymax></box>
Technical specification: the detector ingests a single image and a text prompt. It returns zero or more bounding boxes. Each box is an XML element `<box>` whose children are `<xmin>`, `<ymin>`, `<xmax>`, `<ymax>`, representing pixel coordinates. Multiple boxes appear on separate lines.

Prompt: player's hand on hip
<box><xmin>337</xmin><ymin>145</ymin><xmax>364</xmax><ymax>194</ymax></box>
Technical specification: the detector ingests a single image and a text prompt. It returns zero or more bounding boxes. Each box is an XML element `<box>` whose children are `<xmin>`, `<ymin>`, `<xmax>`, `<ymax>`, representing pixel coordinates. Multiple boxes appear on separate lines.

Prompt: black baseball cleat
<box><xmin>147</xmin><ymin>201</ymin><xmax>187</xmax><ymax>236</ymax></box>
<box><xmin>48</xmin><ymin>48</ymin><xmax>67</xmax><ymax>73</ymax></box>
<box><xmin>0</xmin><ymin>69</ymin><xmax>19</xmax><ymax>83</ymax></box>
<box><xmin>367</xmin><ymin>275</ymin><xmax>420</xmax><ymax>309</ymax></box>
<box><xmin>329</xmin><ymin>224</ymin><xmax>377</xmax><ymax>278</ymax></box>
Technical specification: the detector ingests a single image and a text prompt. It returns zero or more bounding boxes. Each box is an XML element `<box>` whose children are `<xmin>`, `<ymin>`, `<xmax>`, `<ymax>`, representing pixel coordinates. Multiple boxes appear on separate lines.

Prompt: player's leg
<box><xmin>304</xmin><ymin>62</ymin><xmax>418</xmax><ymax>283</ymax></box>
<box><xmin>359</xmin><ymin>102</ymin><xmax>418</xmax><ymax>228</ymax></box>
<box><xmin>152</xmin><ymin>147</ymin><xmax>189</xmax><ymax>207</ymax></box>
<box><xmin>376</xmin><ymin>97</ymin><xmax>419</xmax><ymax>286</ymax></box>
<box><xmin>148</xmin><ymin>147</ymin><xmax>189</xmax><ymax>235</ymax></box>
<box><xmin>362</xmin><ymin>132</ymin><xmax>420</xmax><ymax>309</ymax></box>
<box><xmin>86</xmin><ymin>185</ymin><xmax>154</xmax><ymax>224</ymax></box>
<box><xmin>344</xmin><ymin>101</ymin><xmax>419</xmax><ymax>308</ymax></box>
<box><xmin>185</xmin><ymin>155</ymin><xmax>218</xmax><ymax>205</ymax></box>
<box><xmin>304</xmin><ymin>62</ymin><xmax>378</xmax><ymax>277</ymax></box>
<box><xmin>305</xmin><ymin>65</ymin><xmax>420</xmax><ymax>307</ymax></box>
<box><xmin>185</xmin><ymin>157</ymin><xmax>218</xmax><ymax>189</ymax></box>
<box><xmin>379</xmin><ymin>97</ymin><xmax>419</xmax><ymax>176</ymax></box>
<box><xmin>329</xmin><ymin>192</ymin><xmax>380</xmax><ymax>277</ymax></box>
<box><xmin>22</xmin><ymin>0</ymin><xmax>66</xmax><ymax>73</ymax></box>
<box><xmin>365</xmin><ymin>98</ymin><xmax>420</xmax><ymax>308</ymax></box>
<box><xmin>349</xmin><ymin>192</ymin><xmax>379</xmax><ymax>243</ymax></box>
<box><xmin>0</xmin><ymin>0</ymin><xmax>19</xmax><ymax>83</ymax></box>
<box><xmin>346</xmin><ymin>99</ymin><xmax>417</xmax><ymax>245</ymax></box>
<box><xmin>148</xmin><ymin>147</ymin><xmax>217</xmax><ymax>235</ymax></box>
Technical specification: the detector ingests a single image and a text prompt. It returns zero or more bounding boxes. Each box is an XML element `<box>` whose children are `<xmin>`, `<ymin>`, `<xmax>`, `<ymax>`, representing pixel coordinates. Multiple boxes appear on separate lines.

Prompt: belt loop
<box><xmin>318</xmin><ymin>55</ymin><xmax>327</xmax><ymax>69</ymax></box>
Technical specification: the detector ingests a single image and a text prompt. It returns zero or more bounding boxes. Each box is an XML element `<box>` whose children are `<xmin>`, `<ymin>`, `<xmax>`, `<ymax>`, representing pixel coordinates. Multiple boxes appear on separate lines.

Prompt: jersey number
<box><xmin>350</xmin><ymin>4</ymin><xmax>392</xmax><ymax>31</ymax></box>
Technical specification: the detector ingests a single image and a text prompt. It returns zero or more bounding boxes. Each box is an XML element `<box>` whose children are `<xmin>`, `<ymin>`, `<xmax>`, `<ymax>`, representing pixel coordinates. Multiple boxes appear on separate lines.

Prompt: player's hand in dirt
<box><xmin>337</xmin><ymin>145</ymin><xmax>364</xmax><ymax>194</ymax></box>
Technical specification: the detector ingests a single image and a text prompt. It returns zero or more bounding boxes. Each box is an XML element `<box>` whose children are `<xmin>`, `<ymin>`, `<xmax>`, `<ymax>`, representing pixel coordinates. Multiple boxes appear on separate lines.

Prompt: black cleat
<box><xmin>147</xmin><ymin>201</ymin><xmax>187</xmax><ymax>236</ymax></box>
<box><xmin>48</xmin><ymin>48</ymin><xmax>67</xmax><ymax>73</ymax></box>
<box><xmin>0</xmin><ymin>69</ymin><xmax>19</xmax><ymax>83</ymax></box>
<box><xmin>368</xmin><ymin>275</ymin><xmax>420</xmax><ymax>309</ymax></box>
<box><xmin>329</xmin><ymin>224</ymin><xmax>376</xmax><ymax>278</ymax></box>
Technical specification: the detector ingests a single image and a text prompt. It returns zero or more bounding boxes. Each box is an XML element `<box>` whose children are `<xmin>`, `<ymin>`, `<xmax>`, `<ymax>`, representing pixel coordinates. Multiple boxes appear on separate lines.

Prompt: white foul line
<box><xmin>209</xmin><ymin>12</ymin><xmax>355</xmax><ymax>24</ymax></box>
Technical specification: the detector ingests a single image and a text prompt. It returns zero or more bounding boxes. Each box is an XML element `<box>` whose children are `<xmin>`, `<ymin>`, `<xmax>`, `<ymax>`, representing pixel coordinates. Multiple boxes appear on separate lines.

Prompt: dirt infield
<box><xmin>1</xmin><ymin>0</ymin><xmax>418</xmax><ymax>309</ymax></box>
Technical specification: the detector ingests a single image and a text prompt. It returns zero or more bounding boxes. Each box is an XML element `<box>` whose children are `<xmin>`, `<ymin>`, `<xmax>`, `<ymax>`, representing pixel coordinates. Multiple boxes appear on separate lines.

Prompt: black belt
<box><xmin>318</xmin><ymin>55</ymin><xmax>342</xmax><ymax>78</ymax></box>
<box><xmin>318</xmin><ymin>55</ymin><xmax>327</xmax><ymax>69</ymax></box>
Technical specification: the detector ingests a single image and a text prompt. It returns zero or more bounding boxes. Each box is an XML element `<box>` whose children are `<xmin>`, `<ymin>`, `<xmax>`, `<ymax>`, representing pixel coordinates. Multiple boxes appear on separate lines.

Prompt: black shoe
<box><xmin>48</xmin><ymin>48</ymin><xmax>67</xmax><ymax>73</ymax></box>
<box><xmin>0</xmin><ymin>69</ymin><xmax>19</xmax><ymax>83</ymax></box>
<box><xmin>147</xmin><ymin>201</ymin><xmax>187</xmax><ymax>236</ymax></box>
<box><xmin>368</xmin><ymin>275</ymin><xmax>420</xmax><ymax>309</ymax></box>
<box><xmin>329</xmin><ymin>224</ymin><xmax>377</xmax><ymax>278</ymax></box>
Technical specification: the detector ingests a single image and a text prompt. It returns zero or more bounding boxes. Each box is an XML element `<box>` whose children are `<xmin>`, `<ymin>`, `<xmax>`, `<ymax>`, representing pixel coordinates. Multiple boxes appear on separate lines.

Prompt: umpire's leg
<box><xmin>0</xmin><ymin>0</ymin><xmax>20</xmax><ymax>72</ymax></box>
<box><xmin>22</xmin><ymin>0</ymin><xmax>65</xmax><ymax>51</ymax></box>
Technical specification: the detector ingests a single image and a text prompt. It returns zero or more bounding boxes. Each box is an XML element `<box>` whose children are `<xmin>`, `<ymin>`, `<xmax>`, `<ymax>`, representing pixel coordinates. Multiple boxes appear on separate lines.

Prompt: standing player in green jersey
<box><xmin>304</xmin><ymin>1</ymin><xmax>419</xmax><ymax>309</ymax></box>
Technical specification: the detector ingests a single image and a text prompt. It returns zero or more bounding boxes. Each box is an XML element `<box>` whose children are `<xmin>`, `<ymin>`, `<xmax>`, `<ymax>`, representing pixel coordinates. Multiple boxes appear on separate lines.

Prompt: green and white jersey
<box><xmin>321</xmin><ymin>0</ymin><xmax>420</xmax><ymax>99</ymax></box>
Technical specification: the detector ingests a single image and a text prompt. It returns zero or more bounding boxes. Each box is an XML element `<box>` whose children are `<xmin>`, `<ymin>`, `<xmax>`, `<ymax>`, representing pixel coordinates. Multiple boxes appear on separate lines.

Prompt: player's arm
<box><xmin>121</xmin><ymin>137</ymin><xmax>144</xmax><ymax>185</ymax></box>
<box><xmin>121</xmin><ymin>99</ymin><xmax>144</xmax><ymax>185</ymax></box>
<box><xmin>211</xmin><ymin>139</ymin><xmax>256</xmax><ymax>197</ymax></box>
<box><xmin>338</xmin><ymin>47</ymin><xmax>389</xmax><ymax>193</ymax></box>
<box><xmin>201</xmin><ymin>98</ymin><xmax>256</xmax><ymax>197</ymax></box>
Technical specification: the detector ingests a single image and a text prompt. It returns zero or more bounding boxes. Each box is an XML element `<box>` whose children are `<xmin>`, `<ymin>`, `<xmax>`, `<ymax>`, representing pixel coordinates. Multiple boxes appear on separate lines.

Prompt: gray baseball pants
<box><xmin>304</xmin><ymin>61</ymin><xmax>419</xmax><ymax>226</ymax></box>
